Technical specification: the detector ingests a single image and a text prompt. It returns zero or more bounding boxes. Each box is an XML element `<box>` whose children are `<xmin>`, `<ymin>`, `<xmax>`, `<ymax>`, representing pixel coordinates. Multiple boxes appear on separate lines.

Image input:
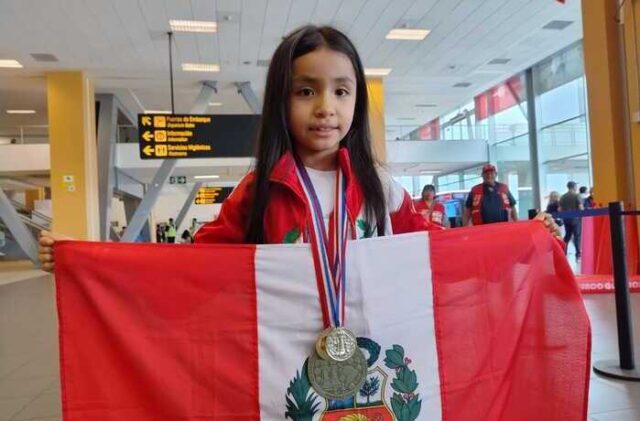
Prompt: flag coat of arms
<box><xmin>55</xmin><ymin>222</ymin><xmax>590</xmax><ymax>420</ymax></box>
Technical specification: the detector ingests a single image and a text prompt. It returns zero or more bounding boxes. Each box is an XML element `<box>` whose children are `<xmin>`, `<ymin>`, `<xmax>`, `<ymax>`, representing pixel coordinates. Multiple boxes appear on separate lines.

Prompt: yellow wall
<box><xmin>47</xmin><ymin>72</ymin><xmax>99</xmax><ymax>239</ymax></box>
<box><xmin>582</xmin><ymin>0</ymin><xmax>631</xmax><ymax>205</ymax></box>
<box><xmin>24</xmin><ymin>189</ymin><xmax>44</xmax><ymax>211</ymax></box>
<box><xmin>367</xmin><ymin>78</ymin><xmax>387</xmax><ymax>162</ymax></box>
<box><xmin>622</xmin><ymin>0</ymin><xmax>640</xmax><ymax>208</ymax></box>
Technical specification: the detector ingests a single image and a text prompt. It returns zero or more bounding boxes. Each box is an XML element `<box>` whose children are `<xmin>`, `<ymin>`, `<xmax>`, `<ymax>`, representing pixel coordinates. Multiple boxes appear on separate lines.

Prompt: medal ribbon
<box><xmin>294</xmin><ymin>157</ymin><xmax>348</xmax><ymax>328</ymax></box>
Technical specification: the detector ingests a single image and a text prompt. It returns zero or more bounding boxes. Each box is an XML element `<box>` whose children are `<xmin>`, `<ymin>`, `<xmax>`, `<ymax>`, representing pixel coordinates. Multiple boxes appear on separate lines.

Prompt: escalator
<box><xmin>0</xmin><ymin>200</ymin><xmax>50</xmax><ymax>260</ymax></box>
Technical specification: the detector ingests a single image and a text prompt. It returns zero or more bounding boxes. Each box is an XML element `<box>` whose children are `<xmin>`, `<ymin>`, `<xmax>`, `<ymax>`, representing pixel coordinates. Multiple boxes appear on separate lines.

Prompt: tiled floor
<box><xmin>1</xmin><ymin>261</ymin><xmax>640</xmax><ymax>420</ymax></box>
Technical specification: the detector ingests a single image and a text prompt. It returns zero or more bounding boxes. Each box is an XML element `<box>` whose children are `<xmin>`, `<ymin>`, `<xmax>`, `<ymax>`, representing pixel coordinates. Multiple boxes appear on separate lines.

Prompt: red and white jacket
<box><xmin>414</xmin><ymin>200</ymin><xmax>447</xmax><ymax>227</ymax></box>
<box><xmin>195</xmin><ymin>148</ymin><xmax>441</xmax><ymax>244</ymax></box>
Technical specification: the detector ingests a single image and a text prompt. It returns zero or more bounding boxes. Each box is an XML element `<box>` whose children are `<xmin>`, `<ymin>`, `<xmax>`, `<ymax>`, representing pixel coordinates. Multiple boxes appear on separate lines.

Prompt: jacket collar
<box><xmin>269</xmin><ymin>148</ymin><xmax>362</xmax><ymax>220</ymax></box>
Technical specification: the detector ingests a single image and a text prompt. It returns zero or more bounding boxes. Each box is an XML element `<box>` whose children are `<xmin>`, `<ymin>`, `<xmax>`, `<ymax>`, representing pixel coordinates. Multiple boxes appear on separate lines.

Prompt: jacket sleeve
<box><xmin>193</xmin><ymin>174</ymin><xmax>254</xmax><ymax>244</ymax></box>
<box><xmin>390</xmin><ymin>190</ymin><xmax>444</xmax><ymax>234</ymax></box>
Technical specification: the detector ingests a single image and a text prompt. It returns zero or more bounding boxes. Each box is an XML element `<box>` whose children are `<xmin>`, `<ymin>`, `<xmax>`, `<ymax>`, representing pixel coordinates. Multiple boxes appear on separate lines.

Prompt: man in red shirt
<box><xmin>414</xmin><ymin>184</ymin><xmax>450</xmax><ymax>228</ymax></box>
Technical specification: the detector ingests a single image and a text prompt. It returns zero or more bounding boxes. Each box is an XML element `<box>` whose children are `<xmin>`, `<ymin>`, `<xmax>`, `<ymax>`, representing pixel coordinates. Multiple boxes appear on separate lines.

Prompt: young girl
<box><xmin>193</xmin><ymin>25</ymin><xmax>437</xmax><ymax>246</ymax></box>
<box><xmin>39</xmin><ymin>25</ymin><xmax>559</xmax><ymax>269</ymax></box>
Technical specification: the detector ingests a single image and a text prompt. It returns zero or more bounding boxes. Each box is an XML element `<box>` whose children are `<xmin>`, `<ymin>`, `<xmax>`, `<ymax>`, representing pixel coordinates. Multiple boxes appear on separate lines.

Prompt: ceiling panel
<box><xmin>310</xmin><ymin>0</ymin><xmax>343</xmax><ymax>25</ymax></box>
<box><xmin>283</xmin><ymin>0</ymin><xmax>317</xmax><ymax>34</ymax></box>
<box><xmin>238</xmin><ymin>0</ymin><xmax>267</xmax><ymax>66</ymax></box>
<box><xmin>0</xmin><ymin>0</ymin><xmax>584</xmax><ymax>138</ymax></box>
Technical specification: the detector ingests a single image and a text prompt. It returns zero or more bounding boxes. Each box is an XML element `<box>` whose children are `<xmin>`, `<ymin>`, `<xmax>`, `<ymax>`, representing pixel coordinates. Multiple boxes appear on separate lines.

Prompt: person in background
<box><xmin>545</xmin><ymin>191</ymin><xmax>564</xmax><ymax>229</ymax></box>
<box><xmin>559</xmin><ymin>181</ymin><xmax>583</xmax><ymax>261</ymax></box>
<box><xmin>181</xmin><ymin>229</ymin><xmax>194</xmax><ymax>244</ymax></box>
<box><xmin>189</xmin><ymin>218</ymin><xmax>199</xmax><ymax>237</ymax></box>
<box><xmin>166</xmin><ymin>218</ymin><xmax>177</xmax><ymax>244</ymax></box>
<box><xmin>584</xmin><ymin>187</ymin><xmax>595</xmax><ymax>209</ymax></box>
<box><xmin>585</xmin><ymin>187</ymin><xmax>598</xmax><ymax>208</ymax></box>
<box><xmin>414</xmin><ymin>184</ymin><xmax>450</xmax><ymax>228</ymax></box>
<box><xmin>464</xmin><ymin>164</ymin><xmax>517</xmax><ymax>226</ymax></box>
<box><xmin>155</xmin><ymin>224</ymin><xmax>165</xmax><ymax>243</ymax></box>
<box><xmin>578</xmin><ymin>186</ymin><xmax>591</xmax><ymax>209</ymax></box>
<box><xmin>545</xmin><ymin>191</ymin><xmax>561</xmax><ymax>214</ymax></box>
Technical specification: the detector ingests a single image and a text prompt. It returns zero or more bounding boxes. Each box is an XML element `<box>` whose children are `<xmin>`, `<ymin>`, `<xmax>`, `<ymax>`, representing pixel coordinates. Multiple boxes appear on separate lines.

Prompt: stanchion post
<box><xmin>609</xmin><ymin>201</ymin><xmax>635</xmax><ymax>369</ymax></box>
<box><xmin>593</xmin><ymin>201</ymin><xmax>640</xmax><ymax>380</ymax></box>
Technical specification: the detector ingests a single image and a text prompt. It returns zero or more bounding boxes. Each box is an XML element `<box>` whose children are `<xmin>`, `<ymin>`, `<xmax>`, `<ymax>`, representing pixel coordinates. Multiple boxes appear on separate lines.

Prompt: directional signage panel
<box><xmin>194</xmin><ymin>187</ymin><xmax>233</xmax><ymax>205</ymax></box>
<box><xmin>138</xmin><ymin>114</ymin><xmax>258</xmax><ymax>159</ymax></box>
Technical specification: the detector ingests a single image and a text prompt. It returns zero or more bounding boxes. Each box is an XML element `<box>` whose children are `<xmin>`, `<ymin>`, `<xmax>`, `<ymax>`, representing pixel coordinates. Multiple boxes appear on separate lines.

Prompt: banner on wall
<box><xmin>418</xmin><ymin>118</ymin><xmax>440</xmax><ymax>140</ymax></box>
<box><xmin>474</xmin><ymin>75</ymin><xmax>525</xmax><ymax>121</ymax></box>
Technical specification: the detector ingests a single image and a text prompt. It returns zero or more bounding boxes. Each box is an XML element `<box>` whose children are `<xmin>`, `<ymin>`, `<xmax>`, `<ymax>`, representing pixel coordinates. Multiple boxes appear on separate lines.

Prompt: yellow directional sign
<box><xmin>142</xmin><ymin>145</ymin><xmax>154</xmax><ymax>156</ymax></box>
<box><xmin>193</xmin><ymin>187</ymin><xmax>233</xmax><ymax>205</ymax></box>
<box><xmin>138</xmin><ymin>114</ymin><xmax>258</xmax><ymax>160</ymax></box>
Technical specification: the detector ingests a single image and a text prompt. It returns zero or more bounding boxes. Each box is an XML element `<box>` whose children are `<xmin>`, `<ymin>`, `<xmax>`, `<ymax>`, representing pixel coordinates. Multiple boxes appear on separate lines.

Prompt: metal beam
<box><xmin>235</xmin><ymin>81</ymin><xmax>261</xmax><ymax>114</ymax></box>
<box><xmin>121</xmin><ymin>195</ymin><xmax>150</xmax><ymax>242</ymax></box>
<box><xmin>96</xmin><ymin>94</ymin><xmax>118</xmax><ymax>241</ymax></box>
<box><xmin>525</xmin><ymin>68</ymin><xmax>541</xmax><ymax>210</ymax></box>
<box><xmin>120</xmin><ymin>83</ymin><xmax>216</xmax><ymax>242</ymax></box>
<box><xmin>175</xmin><ymin>182</ymin><xmax>202</xmax><ymax>232</ymax></box>
<box><xmin>0</xmin><ymin>189</ymin><xmax>38</xmax><ymax>264</ymax></box>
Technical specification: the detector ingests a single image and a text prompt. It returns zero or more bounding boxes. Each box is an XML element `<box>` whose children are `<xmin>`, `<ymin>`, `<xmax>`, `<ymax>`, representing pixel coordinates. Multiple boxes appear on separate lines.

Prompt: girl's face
<box><xmin>288</xmin><ymin>47</ymin><xmax>357</xmax><ymax>169</ymax></box>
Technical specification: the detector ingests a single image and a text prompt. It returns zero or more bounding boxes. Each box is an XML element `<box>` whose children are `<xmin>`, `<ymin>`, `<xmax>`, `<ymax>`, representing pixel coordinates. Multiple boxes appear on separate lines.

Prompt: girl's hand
<box><xmin>534</xmin><ymin>212</ymin><xmax>562</xmax><ymax>241</ymax></box>
<box><xmin>39</xmin><ymin>230</ymin><xmax>72</xmax><ymax>273</ymax></box>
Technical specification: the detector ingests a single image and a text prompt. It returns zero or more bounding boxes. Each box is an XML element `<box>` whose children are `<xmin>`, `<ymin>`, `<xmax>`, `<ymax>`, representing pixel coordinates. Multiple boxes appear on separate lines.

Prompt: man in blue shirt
<box><xmin>464</xmin><ymin>164</ymin><xmax>517</xmax><ymax>225</ymax></box>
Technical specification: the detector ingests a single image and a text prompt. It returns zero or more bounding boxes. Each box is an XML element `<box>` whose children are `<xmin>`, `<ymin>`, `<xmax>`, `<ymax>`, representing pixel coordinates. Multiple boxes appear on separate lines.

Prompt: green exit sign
<box><xmin>169</xmin><ymin>176</ymin><xmax>187</xmax><ymax>185</ymax></box>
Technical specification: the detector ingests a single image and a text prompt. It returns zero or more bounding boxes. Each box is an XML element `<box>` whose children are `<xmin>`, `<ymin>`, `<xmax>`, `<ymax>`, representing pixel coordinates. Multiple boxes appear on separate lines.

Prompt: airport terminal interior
<box><xmin>3</xmin><ymin>0</ymin><xmax>640</xmax><ymax>419</ymax></box>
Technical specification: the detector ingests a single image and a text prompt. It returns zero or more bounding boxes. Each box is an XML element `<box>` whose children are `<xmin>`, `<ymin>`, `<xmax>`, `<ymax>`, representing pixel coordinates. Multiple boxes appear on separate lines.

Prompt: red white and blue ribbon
<box><xmin>294</xmin><ymin>157</ymin><xmax>349</xmax><ymax>328</ymax></box>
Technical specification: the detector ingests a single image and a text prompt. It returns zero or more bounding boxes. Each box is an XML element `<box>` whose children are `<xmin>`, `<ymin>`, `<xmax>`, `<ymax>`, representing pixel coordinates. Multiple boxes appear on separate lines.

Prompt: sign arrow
<box><xmin>141</xmin><ymin>116</ymin><xmax>152</xmax><ymax>126</ymax></box>
<box><xmin>142</xmin><ymin>131</ymin><xmax>154</xmax><ymax>142</ymax></box>
<box><xmin>142</xmin><ymin>145</ymin><xmax>155</xmax><ymax>156</ymax></box>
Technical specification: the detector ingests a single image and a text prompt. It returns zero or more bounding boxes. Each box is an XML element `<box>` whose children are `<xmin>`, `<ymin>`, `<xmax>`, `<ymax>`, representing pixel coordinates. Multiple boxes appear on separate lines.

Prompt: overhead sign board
<box><xmin>194</xmin><ymin>187</ymin><xmax>233</xmax><ymax>205</ymax></box>
<box><xmin>138</xmin><ymin>114</ymin><xmax>259</xmax><ymax>159</ymax></box>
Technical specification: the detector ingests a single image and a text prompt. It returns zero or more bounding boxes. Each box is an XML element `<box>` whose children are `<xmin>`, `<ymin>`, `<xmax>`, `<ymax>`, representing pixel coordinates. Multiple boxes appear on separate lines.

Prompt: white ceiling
<box><xmin>0</xmin><ymin>0</ymin><xmax>583</xmax><ymax>141</ymax></box>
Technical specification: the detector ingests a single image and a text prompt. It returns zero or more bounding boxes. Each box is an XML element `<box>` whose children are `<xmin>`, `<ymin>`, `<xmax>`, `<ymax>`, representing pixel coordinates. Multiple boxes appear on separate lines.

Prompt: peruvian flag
<box><xmin>55</xmin><ymin>222</ymin><xmax>590</xmax><ymax>420</ymax></box>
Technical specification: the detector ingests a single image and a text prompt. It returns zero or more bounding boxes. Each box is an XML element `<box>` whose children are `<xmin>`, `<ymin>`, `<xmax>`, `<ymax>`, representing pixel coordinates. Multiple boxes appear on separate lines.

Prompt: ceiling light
<box><xmin>386</xmin><ymin>28</ymin><xmax>431</xmax><ymax>41</ymax></box>
<box><xmin>6</xmin><ymin>109</ymin><xmax>35</xmax><ymax>114</ymax></box>
<box><xmin>0</xmin><ymin>60</ymin><xmax>23</xmax><ymax>68</ymax></box>
<box><xmin>144</xmin><ymin>110</ymin><xmax>171</xmax><ymax>114</ymax></box>
<box><xmin>420</xmin><ymin>170</ymin><xmax>442</xmax><ymax>174</ymax></box>
<box><xmin>365</xmin><ymin>68</ymin><xmax>392</xmax><ymax>76</ymax></box>
<box><xmin>169</xmin><ymin>20</ymin><xmax>217</xmax><ymax>33</ymax></box>
<box><xmin>30</xmin><ymin>53</ymin><xmax>58</xmax><ymax>62</ymax></box>
<box><xmin>542</xmin><ymin>20</ymin><xmax>574</xmax><ymax>31</ymax></box>
<box><xmin>194</xmin><ymin>175</ymin><xmax>220</xmax><ymax>180</ymax></box>
<box><xmin>182</xmin><ymin>63</ymin><xmax>220</xmax><ymax>72</ymax></box>
<box><xmin>208</xmin><ymin>102</ymin><xmax>223</xmax><ymax>106</ymax></box>
<box><xmin>488</xmin><ymin>58</ymin><xmax>511</xmax><ymax>65</ymax></box>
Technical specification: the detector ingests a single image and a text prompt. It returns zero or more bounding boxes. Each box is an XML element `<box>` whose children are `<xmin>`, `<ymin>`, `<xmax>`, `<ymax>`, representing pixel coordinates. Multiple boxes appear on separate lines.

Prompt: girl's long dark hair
<box><xmin>245</xmin><ymin>25</ymin><xmax>386</xmax><ymax>243</ymax></box>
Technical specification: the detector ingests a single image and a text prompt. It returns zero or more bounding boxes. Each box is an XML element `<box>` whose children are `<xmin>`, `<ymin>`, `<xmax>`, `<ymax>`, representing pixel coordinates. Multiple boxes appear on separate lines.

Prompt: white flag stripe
<box><xmin>255</xmin><ymin>232</ymin><xmax>442</xmax><ymax>420</ymax></box>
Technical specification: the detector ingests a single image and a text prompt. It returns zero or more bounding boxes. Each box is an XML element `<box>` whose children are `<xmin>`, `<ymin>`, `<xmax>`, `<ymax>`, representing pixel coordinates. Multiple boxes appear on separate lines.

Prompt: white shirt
<box><xmin>305</xmin><ymin>167</ymin><xmax>336</xmax><ymax>231</ymax></box>
<box><xmin>305</xmin><ymin>166</ymin><xmax>406</xmax><ymax>236</ymax></box>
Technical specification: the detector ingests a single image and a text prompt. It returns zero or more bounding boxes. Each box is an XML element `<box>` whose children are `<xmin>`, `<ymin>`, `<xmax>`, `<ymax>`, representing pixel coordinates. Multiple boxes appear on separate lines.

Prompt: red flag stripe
<box><xmin>55</xmin><ymin>241</ymin><xmax>260</xmax><ymax>420</ymax></box>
